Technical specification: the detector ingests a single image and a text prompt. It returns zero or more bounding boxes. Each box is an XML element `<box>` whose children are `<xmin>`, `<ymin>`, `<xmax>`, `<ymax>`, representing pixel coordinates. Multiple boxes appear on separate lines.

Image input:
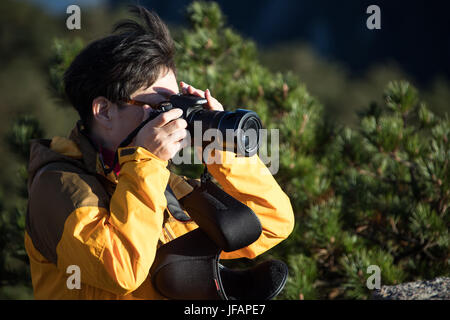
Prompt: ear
<box><xmin>92</xmin><ymin>97</ymin><xmax>113</xmax><ymax>130</ymax></box>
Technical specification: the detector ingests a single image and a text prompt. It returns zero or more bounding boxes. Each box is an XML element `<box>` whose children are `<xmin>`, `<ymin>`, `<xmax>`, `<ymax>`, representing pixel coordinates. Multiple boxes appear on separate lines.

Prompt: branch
<box><xmin>409</xmin><ymin>166</ymin><xmax>421</xmax><ymax>199</ymax></box>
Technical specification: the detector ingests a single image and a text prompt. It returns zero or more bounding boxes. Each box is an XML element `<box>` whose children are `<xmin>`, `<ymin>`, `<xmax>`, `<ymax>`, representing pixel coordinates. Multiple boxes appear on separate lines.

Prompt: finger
<box><xmin>169</xmin><ymin>137</ymin><xmax>190</xmax><ymax>159</ymax></box>
<box><xmin>180</xmin><ymin>81</ymin><xmax>188</xmax><ymax>94</ymax></box>
<box><xmin>204</xmin><ymin>89</ymin><xmax>213</xmax><ymax>110</ymax></box>
<box><xmin>181</xmin><ymin>81</ymin><xmax>207</xmax><ymax>98</ymax></box>
<box><xmin>148</xmin><ymin>108</ymin><xmax>183</xmax><ymax>128</ymax></box>
<box><xmin>187</xmin><ymin>84</ymin><xmax>205</xmax><ymax>97</ymax></box>
<box><xmin>169</xmin><ymin>141</ymin><xmax>182</xmax><ymax>159</ymax></box>
<box><xmin>179</xmin><ymin>136</ymin><xmax>190</xmax><ymax>149</ymax></box>
<box><xmin>162</xmin><ymin>118</ymin><xmax>188</xmax><ymax>135</ymax></box>
<box><xmin>167</xmin><ymin>128</ymin><xmax>188</xmax><ymax>143</ymax></box>
<box><xmin>180</xmin><ymin>81</ymin><xmax>198</xmax><ymax>95</ymax></box>
<box><xmin>205</xmin><ymin>89</ymin><xmax>224</xmax><ymax>111</ymax></box>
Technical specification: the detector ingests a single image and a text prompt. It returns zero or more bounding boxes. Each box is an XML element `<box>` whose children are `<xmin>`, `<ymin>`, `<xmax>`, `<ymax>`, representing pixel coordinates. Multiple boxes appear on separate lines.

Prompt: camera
<box><xmin>149</xmin><ymin>94</ymin><xmax>263</xmax><ymax>157</ymax></box>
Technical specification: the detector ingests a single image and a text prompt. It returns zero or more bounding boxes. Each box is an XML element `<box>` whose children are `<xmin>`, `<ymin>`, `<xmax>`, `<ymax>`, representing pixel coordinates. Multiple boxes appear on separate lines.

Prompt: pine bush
<box><xmin>1</xmin><ymin>1</ymin><xmax>448</xmax><ymax>299</ymax></box>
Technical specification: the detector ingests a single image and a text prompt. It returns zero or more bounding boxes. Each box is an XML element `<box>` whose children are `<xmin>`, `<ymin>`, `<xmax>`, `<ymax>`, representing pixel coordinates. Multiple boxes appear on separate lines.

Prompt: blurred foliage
<box><xmin>259</xmin><ymin>43</ymin><xmax>450</xmax><ymax>127</ymax></box>
<box><xmin>0</xmin><ymin>0</ymin><xmax>448</xmax><ymax>299</ymax></box>
<box><xmin>48</xmin><ymin>37</ymin><xmax>85</xmax><ymax>101</ymax></box>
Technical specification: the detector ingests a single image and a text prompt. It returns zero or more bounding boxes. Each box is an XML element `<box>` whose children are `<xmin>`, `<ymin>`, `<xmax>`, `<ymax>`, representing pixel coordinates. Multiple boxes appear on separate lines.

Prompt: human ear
<box><xmin>92</xmin><ymin>96</ymin><xmax>113</xmax><ymax>130</ymax></box>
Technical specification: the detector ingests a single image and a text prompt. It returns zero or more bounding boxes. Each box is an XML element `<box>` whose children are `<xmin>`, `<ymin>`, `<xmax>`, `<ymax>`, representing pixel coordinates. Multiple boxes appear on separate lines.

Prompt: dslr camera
<box><xmin>148</xmin><ymin>94</ymin><xmax>263</xmax><ymax>157</ymax></box>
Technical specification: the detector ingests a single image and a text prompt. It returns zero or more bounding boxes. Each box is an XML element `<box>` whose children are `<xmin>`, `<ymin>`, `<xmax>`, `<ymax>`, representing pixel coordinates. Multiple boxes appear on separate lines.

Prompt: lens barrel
<box><xmin>169</xmin><ymin>94</ymin><xmax>262</xmax><ymax>157</ymax></box>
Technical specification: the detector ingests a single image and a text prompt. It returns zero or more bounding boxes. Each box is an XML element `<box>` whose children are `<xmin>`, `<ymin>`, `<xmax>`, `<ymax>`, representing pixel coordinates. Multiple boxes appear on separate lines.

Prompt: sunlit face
<box><xmin>107</xmin><ymin>68</ymin><xmax>179</xmax><ymax>150</ymax></box>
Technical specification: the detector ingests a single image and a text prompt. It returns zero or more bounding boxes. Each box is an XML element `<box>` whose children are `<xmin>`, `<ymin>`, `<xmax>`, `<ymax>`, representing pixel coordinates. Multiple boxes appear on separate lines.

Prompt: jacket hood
<box><xmin>27</xmin><ymin>122</ymin><xmax>101</xmax><ymax>189</ymax></box>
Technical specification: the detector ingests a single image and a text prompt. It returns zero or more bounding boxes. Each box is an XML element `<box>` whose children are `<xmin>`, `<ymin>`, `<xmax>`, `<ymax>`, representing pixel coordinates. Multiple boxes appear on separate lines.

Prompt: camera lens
<box><xmin>240</xmin><ymin>116</ymin><xmax>260</xmax><ymax>150</ymax></box>
<box><xmin>232</xmin><ymin>109</ymin><xmax>262</xmax><ymax>156</ymax></box>
<box><xmin>186</xmin><ymin>108</ymin><xmax>262</xmax><ymax>157</ymax></box>
<box><xmin>170</xmin><ymin>94</ymin><xmax>262</xmax><ymax>157</ymax></box>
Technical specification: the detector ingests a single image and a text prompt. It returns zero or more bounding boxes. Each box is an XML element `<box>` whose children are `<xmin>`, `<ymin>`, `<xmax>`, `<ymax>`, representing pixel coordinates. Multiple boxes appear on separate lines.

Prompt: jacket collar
<box><xmin>69</xmin><ymin>121</ymin><xmax>118</xmax><ymax>183</ymax></box>
<box><xmin>69</xmin><ymin>121</ymin><xmax>99</xmax><ymax>175</ymax></box>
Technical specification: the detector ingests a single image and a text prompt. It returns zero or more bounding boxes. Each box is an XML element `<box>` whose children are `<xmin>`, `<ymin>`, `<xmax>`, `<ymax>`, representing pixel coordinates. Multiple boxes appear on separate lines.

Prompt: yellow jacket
<box><xmin>25</xmin><ymin>124</ymin><xmax>294</xmax><ymax>299</ymax></box>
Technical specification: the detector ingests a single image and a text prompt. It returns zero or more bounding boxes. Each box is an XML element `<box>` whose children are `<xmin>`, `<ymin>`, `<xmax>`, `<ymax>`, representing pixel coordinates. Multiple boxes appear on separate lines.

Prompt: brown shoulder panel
<box><xmin>26</xmin><ymin>162</ymin><xmax>110</xmax><ymax>264</ymax></box>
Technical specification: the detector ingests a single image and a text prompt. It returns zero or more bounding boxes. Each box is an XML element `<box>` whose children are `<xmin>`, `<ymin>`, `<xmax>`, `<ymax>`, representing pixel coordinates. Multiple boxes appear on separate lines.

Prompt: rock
<box><xmin>372</xmin><ymin>277</ymin><xmax>450</xmax><ymax>300</ymax></box>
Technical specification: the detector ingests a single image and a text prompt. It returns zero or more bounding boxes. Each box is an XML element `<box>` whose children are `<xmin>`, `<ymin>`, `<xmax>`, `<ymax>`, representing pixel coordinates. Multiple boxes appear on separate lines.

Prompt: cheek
<box><xmin>117</xmin><ymin>108</ymin><xmax>144</xmax><ymax>135</ymax></box>
<box><xmin>130</xmin><ymin>107</ymin><xmax>144</xmax><ymax>123</ymax></box>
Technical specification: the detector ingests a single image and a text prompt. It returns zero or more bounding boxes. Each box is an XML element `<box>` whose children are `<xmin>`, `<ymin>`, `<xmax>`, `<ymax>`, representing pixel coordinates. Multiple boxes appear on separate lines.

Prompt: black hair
<box><xmin>63</xmin><ymin>6</ymin><xmax>175</xmax><ymax>130</ymax></box>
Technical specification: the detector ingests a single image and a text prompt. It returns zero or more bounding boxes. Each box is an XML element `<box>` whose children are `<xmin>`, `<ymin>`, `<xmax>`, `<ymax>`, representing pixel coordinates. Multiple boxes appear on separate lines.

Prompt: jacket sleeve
<box><xmin>205</xmin><ymin>150</ymin><xmax>295</xmax><ymax>259</ymax></box>
<box><xmin>32</xmin><ymin>147</ymin><xmax>169</xmax><ymax>295</ymax></box>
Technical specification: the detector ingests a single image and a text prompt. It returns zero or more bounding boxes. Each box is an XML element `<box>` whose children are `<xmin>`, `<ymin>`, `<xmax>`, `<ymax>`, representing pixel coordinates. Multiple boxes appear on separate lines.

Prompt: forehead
<box><xmin>131</xmin><ymin>69</ymin><xmax>178</xmax><ymax>101</ymax></box>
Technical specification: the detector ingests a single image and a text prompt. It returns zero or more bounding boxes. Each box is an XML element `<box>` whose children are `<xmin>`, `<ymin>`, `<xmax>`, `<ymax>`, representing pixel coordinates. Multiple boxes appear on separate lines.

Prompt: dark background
<box><xmin>107</xmin><ymin>0</ymin><xmax>450</xmax><ymax>85</ymax></box>
<box><xmin>27</xmin><ymin>0</ymin><xmax>450</xmax><ymax>86</ymax></box>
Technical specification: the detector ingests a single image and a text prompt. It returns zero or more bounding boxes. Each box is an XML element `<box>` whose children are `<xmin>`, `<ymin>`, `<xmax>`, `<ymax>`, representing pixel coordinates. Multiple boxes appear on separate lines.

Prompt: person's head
<box><xmin>64</xmin><ymin>6</ymin><xmax>178</xmax><ymax>150</ymax></box>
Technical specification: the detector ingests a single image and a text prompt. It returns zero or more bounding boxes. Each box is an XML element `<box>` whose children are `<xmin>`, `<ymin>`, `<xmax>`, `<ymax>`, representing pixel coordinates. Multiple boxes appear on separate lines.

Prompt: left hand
<box><xmin>180</xmin><ymin>82</ymin><xmax>224</xmax><ymax>112</ymax></box>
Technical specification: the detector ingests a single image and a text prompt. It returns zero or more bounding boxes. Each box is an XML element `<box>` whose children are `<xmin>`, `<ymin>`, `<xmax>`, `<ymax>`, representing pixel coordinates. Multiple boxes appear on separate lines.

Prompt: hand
<box><xmin>180</xmin><ymin>82</ymin><xmax>224</xmax><ymax>112</ymax></box>
<box><xmin>135</xmin><ymin>108</ymin><xmax>189</xmax><ymax>161</ymax></box>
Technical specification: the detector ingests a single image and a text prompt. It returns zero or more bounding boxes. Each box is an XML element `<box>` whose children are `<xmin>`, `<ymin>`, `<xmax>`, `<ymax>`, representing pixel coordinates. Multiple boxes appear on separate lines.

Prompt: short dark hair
<box><xmin>64</xmin><ymin>6</ymin><xmax>175</xmax><ymax>130</ymax></box>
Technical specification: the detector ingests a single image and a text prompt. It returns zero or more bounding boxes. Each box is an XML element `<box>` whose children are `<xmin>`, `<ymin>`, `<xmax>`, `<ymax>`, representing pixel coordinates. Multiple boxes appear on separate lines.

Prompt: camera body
<box><xmin>151</xmin><ymin>94</ymin><xmax>262</xmax><ymax>157</ymax></box>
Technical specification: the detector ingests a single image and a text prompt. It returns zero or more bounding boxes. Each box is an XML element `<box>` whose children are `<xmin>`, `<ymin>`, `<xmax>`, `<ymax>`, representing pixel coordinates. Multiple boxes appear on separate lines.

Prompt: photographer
<box><xmin>25</xmin><ymin>6</ymin><xmax>294</xmax><ymax>299</ymax></box>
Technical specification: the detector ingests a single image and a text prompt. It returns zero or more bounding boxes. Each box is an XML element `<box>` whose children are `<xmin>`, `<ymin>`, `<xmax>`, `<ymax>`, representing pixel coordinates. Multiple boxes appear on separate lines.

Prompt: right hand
<box><xmin>135</xmin><ymin>108</ymin><xmax>189</xmax><ymax>161</ymax></box>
